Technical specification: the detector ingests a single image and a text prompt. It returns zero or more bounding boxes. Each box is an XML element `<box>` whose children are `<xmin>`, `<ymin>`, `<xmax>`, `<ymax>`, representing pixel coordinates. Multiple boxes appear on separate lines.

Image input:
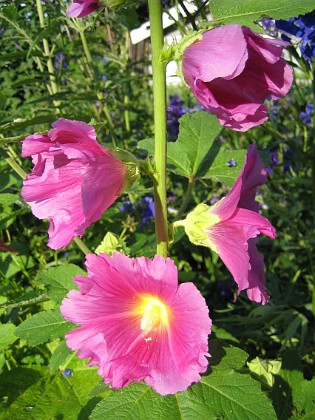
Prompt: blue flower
<box><xmin>275</xmin><ymin>12</ymin><xmax>315</xmax><ymax>61</ymax></box>
<box><xmin>120</xmin><ymin>196</ymin><xmax>155</xmax><ymax>227</ymax></box>
<box><xmin>63</xmin><ymin>369</ymin><xmax>73</xmax><ymax>377</ymax></box>
<box><xmin>167</xmin><ymin>95</ymin><xmax>189</xmax><ymax>139</ymax></box>
<box><xmin>55</xmin><ymin>52</ymin><xmax>67</xmax><ymax>70</ymax></box>
<box><xmin>300</xmin><ymin>103</ymin><xmax>314</xmax><ymax>126</ymax></box>
<box><xmin>260</xmin><ymin>18</ymin><xmax>277</xmax><ymax>37</ymax></box>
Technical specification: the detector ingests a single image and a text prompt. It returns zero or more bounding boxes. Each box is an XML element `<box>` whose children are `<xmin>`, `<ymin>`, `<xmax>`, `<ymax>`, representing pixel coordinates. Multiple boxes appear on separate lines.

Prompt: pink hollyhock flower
<box><xmin>182</xmin><ymin>24</ymin><xmax>293</xmax><ymax>131</ymax></box>
<box><xmin>67</xmin><ymin>0</ymin><xmax>101</xmax><ymax>18</ymax></box>
<box><xmin>22</xmin><ymin>119</ymin><xmax>128</xmax><ymax>250</ymax></box>
<box><xmin>60</xmin><ymin>253</ymin><xmax>211</xmax><ymax>395</ymax></box>
<box><xmin>180</xmin><ymin>144</ymin><xmax>276</xmax><ymax>304</ymax></box>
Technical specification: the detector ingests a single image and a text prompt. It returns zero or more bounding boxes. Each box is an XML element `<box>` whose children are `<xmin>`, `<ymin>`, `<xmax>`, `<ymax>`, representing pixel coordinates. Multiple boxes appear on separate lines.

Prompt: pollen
<box><xmin>139</xmin><ymin>297</ymin><xmax>169</xmax><ymax>333</ymax></box>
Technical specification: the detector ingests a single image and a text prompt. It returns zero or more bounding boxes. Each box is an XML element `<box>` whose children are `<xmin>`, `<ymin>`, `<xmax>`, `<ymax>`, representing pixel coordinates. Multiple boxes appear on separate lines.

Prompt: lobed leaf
<box><xmin>138</xmin><ymin>112</ymin><xmax>245</xmax><ymax>185</ymax></box>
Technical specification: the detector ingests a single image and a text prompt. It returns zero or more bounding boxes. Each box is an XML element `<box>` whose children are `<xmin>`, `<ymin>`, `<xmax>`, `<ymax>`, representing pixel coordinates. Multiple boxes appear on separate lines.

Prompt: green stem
<box><xmin>148</xmin><ymin>0</ymin><xmax>168</xmax><ymax>257</ymax></box>
<box><xmin>79</xmin><ymin>28</ymin><xmax>93</xmax><ymax>64</ymax></box>
<box><xmin>175</xmin><ymin>177</ymin><xmax>195</xmax><ymax>221</ymax></box>
<box><xmin>73</xmin><ymin>237</ymin><xmax>92</xmax><ymax>255</ymax></box>
<box><xmin>5</xmin><ymin>157</ymin><xmax>26</xmax><ymax>180</ymax></box>
<box><xmin>124</xmin><ymin>95</ymin><xmax>130</xmax><ymax>132</ymax></box>
<box><xmin>1</xmin><ymin>294</ymin><xmax>49</xmax><ymax>310</ymax></box>
<box><xmin>36</xmin><ymin>0</ymin><xmax>60</xmax><ymax>110</ymax></box>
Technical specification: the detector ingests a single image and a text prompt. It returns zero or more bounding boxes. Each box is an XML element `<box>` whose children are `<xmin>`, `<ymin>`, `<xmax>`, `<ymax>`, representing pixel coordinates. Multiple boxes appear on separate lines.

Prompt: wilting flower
<box><xmin>182</xmin><ymin>24</ymin><xmax>293</xmax><ymax>131</ymax></box>
<box><xmin>67</xmin><ymin>0</ymin><xmax>101</xmax><ymax>18</ymax></box>
<box><xmin>22</xmin><ymin>119</ymin><xmax>131</xmax><ymax>249</ymax></box>
<box><xmin>60</xmin><ymin>253</ymin><xmax>211</xmax><ymax>395</ymax></box>
<box><xmin>177</xmin><ymin>144</ymin><xmax>276</xmax><ymax>304</ymax></box>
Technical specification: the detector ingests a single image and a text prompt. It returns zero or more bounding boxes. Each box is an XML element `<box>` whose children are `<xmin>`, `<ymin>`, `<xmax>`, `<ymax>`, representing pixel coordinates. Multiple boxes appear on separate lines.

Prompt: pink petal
<box><xmin>246</xmin><ymin>239</ymin><xmax>270</xmax><ymax>304</ymax></box>
<box><xmin>183</xmin><ymin>24</ymin><xmax>248</xmax><ymax>85</ymax></box>
<box><xmin>21</xmin><ymin>119</ymin><xmax>127</xmax><ymax>249</ymax></box>
<box><xmin>182</xmin><ymin>24</ymin><xmax>293</xmax><ymax>131</ymax></box>
<box><xmin>227</xmin><ymin>208</ymin><xmax>276</xmax><ymax>239</ymax></box>
<box><xmin>206</xmin><ymin>221</ymin><xmax>251</xmax><ymax>292</ymax></box>
<box><xmin>60</xmin><ymin>254</ymin><xmax>211</xmax><ymax>395</ymax></box>
<box><xmin>67</xmin><ymin>0</ymin><xmax>100</xmax><ymax>18</ymax></box>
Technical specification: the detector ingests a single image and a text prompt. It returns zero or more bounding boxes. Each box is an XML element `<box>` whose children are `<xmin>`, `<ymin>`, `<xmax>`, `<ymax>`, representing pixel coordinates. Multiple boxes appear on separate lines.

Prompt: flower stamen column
<box><xmin>148</xmin><ymin>0</ymin><xmax>168</xmax><ymax>257</ymax></box>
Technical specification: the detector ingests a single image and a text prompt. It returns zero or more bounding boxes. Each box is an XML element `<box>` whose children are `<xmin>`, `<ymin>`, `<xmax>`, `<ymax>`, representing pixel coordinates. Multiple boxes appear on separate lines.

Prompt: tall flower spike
<box><xmin>179</xmin><ymin>144</ymin><xmax>276</xmax><ymax>304</ymax></box>
<box><xmin>22</xmin><ymin>119</ymin><xmax>136</xmax><ymax>249</ymax></box>
<box><xmin>60</xmin><ymin>253</ymin><xmax>212</xmax><ymax>395</ymax></box>
<box><xmin>181</xmin><ymin>24</ymin><xmax>293</xmax><ymax>131</ymax></box>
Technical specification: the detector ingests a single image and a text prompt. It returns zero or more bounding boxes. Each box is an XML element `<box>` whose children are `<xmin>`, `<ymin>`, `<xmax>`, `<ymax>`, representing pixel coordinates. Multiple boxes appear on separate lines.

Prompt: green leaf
<box><xmin>0</xmin><ymin>252</ymin><xmax>35</xmax><ymax>278</ymax></box>
<box><xmin>90</xmin><ymin>383</ymin><xmax>184</xmax><ymax>420</ymax></box>
<box><xmin>0</xmin><ymin>172</ymin><xmax>21</xmax><ymax>192</ymax></box>
<box><xmin>36</xmin><ymin>264</ymin><xmax>85</xmax><ymax>304</ymax></box>
<box><xmin>30</xmin><ymin>369</ymin><xmax>102</xmax><ymax>419</ymax></box>
<box><xmin>91</xmin><ymin>341</ymin><xmax>276</xmax><ymax>419</ymax></box>
<box><xmin>271</xmin><ymin>351</ymin><xmax>315</xmax><ymax>419</ymax></box>
<box><xmin>248</xmin><ymin>357</ymin><xmax>281</xmax><ymax>388</ymax></box>
<box><xmin>15</xmin><ymin>307</ymin><xmax>73</xmax><ymax>346</ymax></box>
<box><xmin>87</xmin><ymin>381</ymin><xmax>112</xmax><ymax>398</ymax></box>
<box><xmin>202</xmin><ymin>149</ymin><xmax>247</xmax><ymax>186</ymax></box>
<box><xmin>0</xmin><ymin>365</ymin><xmax>102</xmax><ymax>419</ymax></box>
<box><xmin>0</xmin><ymin>193</ymin><xmax>17</xmax><ymax>206</ymax></box>
<box><xmin>0</xmin><ymin>324</ymin><xmax>17</xmax><ymax>352</ymax></box>
<box><xmin>167</xmin><ymin>112</ymin><xmax>223</xmax><ymax>178</ymax></box>
<box><xmin>0</xmin><ymin>366</ymin><xmax>46</xmax><ymax>411</ymax></box>
<box><xmin>210</xmin><ymin>0</ymin><xmax>315</xmax><ymax>29</ymax></box>
<box><xmin>138</xmin><ymin>113</ymin><xmax>245</xmax><ymax>185</ymax></box>
<box><xmin>49</xmin><ymin>340</ymin><xmax>73</xmax><ymax>374</ymax></box>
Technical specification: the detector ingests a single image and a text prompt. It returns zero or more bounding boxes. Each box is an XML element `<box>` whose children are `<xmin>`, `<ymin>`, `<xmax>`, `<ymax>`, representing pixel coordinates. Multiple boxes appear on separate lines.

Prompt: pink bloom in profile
<box><xmin>181</xmin><ymin>144</ymin><xmax>276</xmax><ymax>304</ymax></box>
<box><xmin>22</xmin><ymin>119</ymin><xmax>128</xmax><ymax>250</ymax></box>
<box><xmin>60</xmin><ymin>253</ymin><xmax>211</xmax><ymax>395</ymax></box>
<box><xmin>182</xmin><ymin>24</ymin><xmax>293</xmax><ymax>131</ymax></box>
<box><xmin>67</xmin><ymin>0</ymin><xmax>101</xmax><ymax>18</ymax></box>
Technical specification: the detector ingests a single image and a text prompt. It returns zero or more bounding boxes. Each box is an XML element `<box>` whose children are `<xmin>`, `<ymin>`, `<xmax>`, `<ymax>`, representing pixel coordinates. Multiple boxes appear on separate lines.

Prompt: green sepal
<box><xmin>176</xmin><ymin>203</ymin><xmax>220</xmax><ymax>249</ymax></box>
<box><xmin>111</xmin><ymin>148</ymin><xmax>140</xmax><ymax>191</ymax></box>
<box><xmin>95</xmin><ymin>232</ymin><xmax>121</xmax><ymax>255</ymax></box>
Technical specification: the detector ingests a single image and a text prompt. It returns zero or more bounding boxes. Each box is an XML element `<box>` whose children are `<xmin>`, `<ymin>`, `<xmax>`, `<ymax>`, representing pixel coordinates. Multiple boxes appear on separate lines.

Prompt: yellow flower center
<box><xmin>139</xmin><ymin>297</ymin><xmax>169</xmax><ymax>333</ymax></box>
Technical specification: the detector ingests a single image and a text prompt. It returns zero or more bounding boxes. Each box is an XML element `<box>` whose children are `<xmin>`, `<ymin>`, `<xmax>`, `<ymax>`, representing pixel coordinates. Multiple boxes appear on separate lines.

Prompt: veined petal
<box><xmin>206</xmin><ymin>221</ymin><xmax>251</xmax><ymax>292</ymax></box>
<box><xmin>246</xmin><ymin>239</ymin><xmax>270</xmax><ymax>304</ymax></box>
<box><xmin>21</xmin><ymin>119</ymin><xmax>128</xmax><ymax>249</ymax></box>
<box><xmin>61</xmin><ymin>253</ymin><xmax>211</xmax><ymax>395</ymax></box>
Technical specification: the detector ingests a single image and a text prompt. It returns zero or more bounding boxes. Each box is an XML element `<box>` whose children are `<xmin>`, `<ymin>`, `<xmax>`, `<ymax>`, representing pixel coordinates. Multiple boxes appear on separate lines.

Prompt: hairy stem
<box><xmin>148</xmin><ymin>0</ymin><xmax>168</xmax><ymax>257</ymax></box>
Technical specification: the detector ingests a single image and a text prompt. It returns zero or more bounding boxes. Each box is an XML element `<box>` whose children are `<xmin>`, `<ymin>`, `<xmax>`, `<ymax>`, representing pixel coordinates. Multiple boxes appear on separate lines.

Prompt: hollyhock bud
<box><xmin>176</xmin><ymin>144</ymin><xmax>276</xmax><ymax>304</ymax></box>
<box><xmin>61</xmin><ymin>253</ymin><xmax>211</xmax><ymax>395</ymax></box>
<box><xmin>182</xmin><ymin>24</ymin><xmax>293</xmax><ymax>131</ymax></box>
<box><xmin>22</xmin><ymin>119</ymin><xmax>137</xmax><ymax>249</ymax></box>
<box><xmin>67</xmin><ymin>0</ymin><xmax>101</xmax><ymax>18</ymax></box>
<box><xmin>67</xmin><ymin>0</ymin><xmax>136</xmax><ymax>17</ymax></box>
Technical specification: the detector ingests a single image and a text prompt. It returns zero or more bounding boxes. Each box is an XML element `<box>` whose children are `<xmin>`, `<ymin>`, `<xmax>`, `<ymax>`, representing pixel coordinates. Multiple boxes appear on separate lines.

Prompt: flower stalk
<box><xmin>36</xmin><ymin>0</ymin><xmax>60</xmax><ymax>107</ymax></box>
<box><xmin>148</xmin><ymin>0</ymin><xmax>168</xmax><ymax>257</ymax></box>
